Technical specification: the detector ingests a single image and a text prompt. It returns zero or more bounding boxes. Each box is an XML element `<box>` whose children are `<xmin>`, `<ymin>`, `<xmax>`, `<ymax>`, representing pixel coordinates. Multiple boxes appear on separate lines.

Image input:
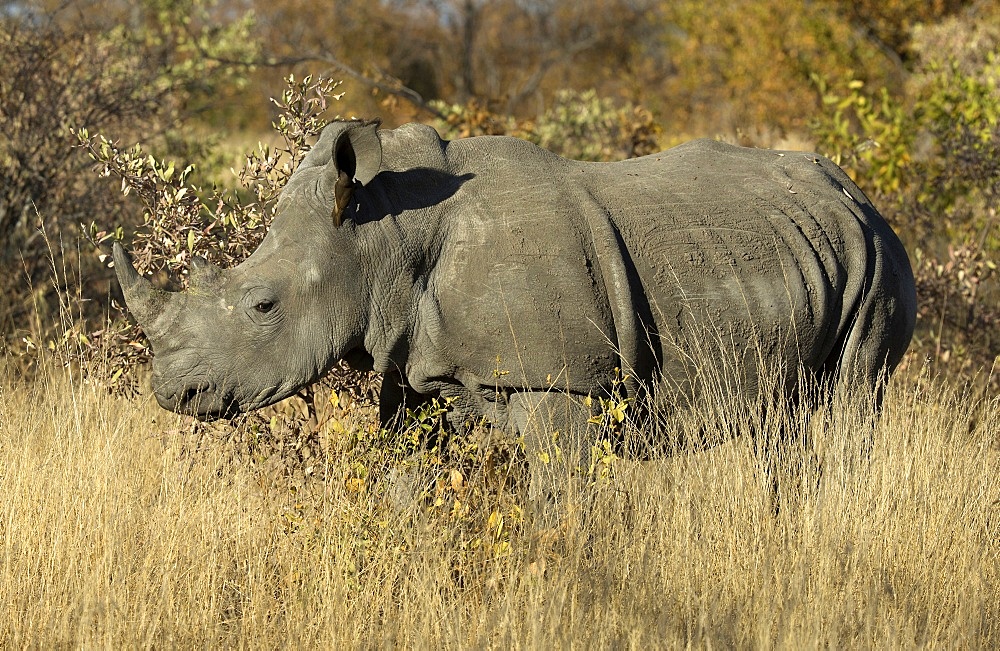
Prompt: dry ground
<box><xmin>1</xmin><ymin>356</ymin><xmax>998</xmax><ymax>648</ymax></box>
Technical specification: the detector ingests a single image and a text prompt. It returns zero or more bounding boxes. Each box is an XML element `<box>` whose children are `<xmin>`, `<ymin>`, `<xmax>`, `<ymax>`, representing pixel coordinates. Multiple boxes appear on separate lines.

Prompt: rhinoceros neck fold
<box><xmin>352</xmin><ymin>205</ymin><xmax>445</xmax><ymax>373</ymax></box>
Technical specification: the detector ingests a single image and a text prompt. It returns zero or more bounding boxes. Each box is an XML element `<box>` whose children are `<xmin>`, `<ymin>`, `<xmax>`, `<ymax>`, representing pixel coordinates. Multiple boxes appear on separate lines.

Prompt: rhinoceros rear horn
<box><xmin>188</xmin><ymin>254</ymin><xmax>223</xmax><ymax>289</ymax></box>
<box><xmin>330</xmin><ymin>119</ymin><xmax>383</xmax><ymax>227</ymax></box>
<box><xmin>112</xmin><ymin>242</ymin><xmax>171</xmax><ymax>335</ymax></box>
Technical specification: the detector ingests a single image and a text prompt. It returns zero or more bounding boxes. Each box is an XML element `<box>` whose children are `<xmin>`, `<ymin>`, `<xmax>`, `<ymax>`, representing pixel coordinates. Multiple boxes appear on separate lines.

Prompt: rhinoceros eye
<box><xmin>254</xmin><ymin>300</ymin><xmax>275</xmax><ymax>314</ymax></box>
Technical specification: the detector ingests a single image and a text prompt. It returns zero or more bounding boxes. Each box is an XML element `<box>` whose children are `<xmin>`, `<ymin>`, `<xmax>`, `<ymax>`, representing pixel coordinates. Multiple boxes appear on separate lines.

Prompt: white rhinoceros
<box><xmin>114</xmin><ymin>119</ymin><xmax>916</xmax><ymax>502</ymax></box>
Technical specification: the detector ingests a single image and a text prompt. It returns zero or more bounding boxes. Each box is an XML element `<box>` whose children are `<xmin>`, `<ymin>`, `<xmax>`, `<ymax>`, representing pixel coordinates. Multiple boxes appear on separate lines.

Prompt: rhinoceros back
<box><xmin>578</xmin><ymin>138</ymin><xmax>915</xmax><ymax>399</ymax></box>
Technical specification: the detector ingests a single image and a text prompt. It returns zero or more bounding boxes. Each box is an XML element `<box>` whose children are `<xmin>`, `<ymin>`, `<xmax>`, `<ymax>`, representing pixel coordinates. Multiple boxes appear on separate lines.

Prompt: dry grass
<box><xmin>1</xmin><ymin>355</ymin><xmax>998</xmax><ymax>648</ymax></box>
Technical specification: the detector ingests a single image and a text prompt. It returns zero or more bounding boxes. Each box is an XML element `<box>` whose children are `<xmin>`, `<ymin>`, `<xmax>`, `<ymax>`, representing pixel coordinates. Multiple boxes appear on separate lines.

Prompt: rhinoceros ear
<box><xmin>336</xmin><ymin>119</ymin><xmax>382</xmax><ymax>185</ymax></box>
<box><xmin>330</xmin><ymin>120</ymin><xmax>382</xmax><ymax>227</ymax></box>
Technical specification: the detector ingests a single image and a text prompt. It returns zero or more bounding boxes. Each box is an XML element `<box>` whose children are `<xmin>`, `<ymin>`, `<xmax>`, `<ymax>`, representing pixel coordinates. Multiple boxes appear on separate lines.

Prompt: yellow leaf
<box><xmin>611</xmin><ymin>405</ymin><xmax>626</xmax><ymax>423</ymax></box>
<box><xmin>488</xmin><ymin>510</ymin><xmax>503</xmax><ymax>535</ymax></box>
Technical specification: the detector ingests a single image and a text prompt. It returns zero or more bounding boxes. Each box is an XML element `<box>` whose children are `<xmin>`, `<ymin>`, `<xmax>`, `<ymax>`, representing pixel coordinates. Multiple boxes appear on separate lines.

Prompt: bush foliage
<box><xmin>810</xmin><ymin>18</ymin><xmax>999</xmax><ymax>381</ymax></box>
<box><xmin>0</xmin><ymin>0</ymin><xmax>254</xmax><ymax>354</ymax></box>
<box><xmin>430</xmin><ymin>89</ymin><xmax>661</xmax><ymax>161</ymax></box>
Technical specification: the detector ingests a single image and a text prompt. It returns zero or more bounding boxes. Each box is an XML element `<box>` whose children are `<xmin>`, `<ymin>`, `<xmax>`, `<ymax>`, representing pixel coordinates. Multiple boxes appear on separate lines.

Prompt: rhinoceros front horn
<box><xmin>112</xmin><ymin>242</ymin><xmax>171</xmax><ymax>336</ymax></box>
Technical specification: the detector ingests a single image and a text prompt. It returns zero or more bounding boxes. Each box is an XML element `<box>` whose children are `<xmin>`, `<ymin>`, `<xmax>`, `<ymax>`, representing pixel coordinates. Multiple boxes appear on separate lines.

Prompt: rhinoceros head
<box><xmin>114</xmin><ymin>120</ymin><xmax>383</xmax><ymax>419</ymax></box>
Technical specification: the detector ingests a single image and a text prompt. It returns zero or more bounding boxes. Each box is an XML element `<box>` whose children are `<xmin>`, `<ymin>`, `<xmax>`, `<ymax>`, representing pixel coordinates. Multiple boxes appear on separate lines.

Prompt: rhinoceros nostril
<box><xmin>177</xmin><ymin>382</ymin><xmax>212</xmax><ymax>408</ymax></box>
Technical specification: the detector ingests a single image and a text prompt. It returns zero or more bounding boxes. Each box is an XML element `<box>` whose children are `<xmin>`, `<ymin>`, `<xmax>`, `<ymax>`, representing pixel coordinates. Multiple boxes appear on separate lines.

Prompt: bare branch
<box><xmin>505</xmin><ymin>33</ymin><xmax>600</xmax><ymax>113</ymax></box>
<box><xmin>186</xmin><ymin>37</ymin><xmax>447</xmax><ymax>121</ymax></box>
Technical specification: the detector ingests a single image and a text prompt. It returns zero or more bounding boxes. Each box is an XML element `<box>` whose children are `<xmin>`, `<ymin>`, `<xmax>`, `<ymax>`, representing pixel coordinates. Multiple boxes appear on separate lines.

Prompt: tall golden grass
<box><xmin>1</xmin><ymin>352</ymin><xmax>998</xmax><ymax>648</ymax></box>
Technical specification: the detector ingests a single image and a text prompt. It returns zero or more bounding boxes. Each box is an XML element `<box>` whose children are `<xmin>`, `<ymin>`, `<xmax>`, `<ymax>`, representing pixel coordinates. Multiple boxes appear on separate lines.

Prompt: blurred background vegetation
<box><xmin>1</xmin><ymin>0</ymin><xmax>997</xmax><ymax>387</ymax></box>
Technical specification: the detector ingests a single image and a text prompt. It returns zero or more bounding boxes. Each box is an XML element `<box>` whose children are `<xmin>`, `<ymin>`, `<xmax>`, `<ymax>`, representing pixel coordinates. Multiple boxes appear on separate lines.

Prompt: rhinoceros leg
<box><xmin>378</xmin><ymin>369</ymin><xmax>432</xmax><ymax>431</ymax></box>
<box><xmin>507</xmin><ymin>391</ymin><xmax>594</xmax><ymax>526</ymax></box>
<box><xmin>377</xmin><ymin>371</ymin><xmax>437</xmax><ymax>512</ymax></box>
<box><xmin>748</xmin><ymin>375</ymin><xmax>830</xmax><ymax>514</ymax></box>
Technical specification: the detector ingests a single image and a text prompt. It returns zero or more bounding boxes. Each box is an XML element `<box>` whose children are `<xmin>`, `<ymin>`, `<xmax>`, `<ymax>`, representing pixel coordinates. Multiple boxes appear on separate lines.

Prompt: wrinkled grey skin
<box><xmin>115</xmin><ymin>120</ymin><xmax>916</xmax><ymax>473</ymax></box>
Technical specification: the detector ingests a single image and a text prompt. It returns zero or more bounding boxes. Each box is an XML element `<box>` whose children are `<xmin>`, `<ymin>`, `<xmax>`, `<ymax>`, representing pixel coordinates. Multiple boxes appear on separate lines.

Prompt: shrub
<box><xmin>529</xmin><ymin>89</ymin><xmax>662</xmax><ymax>161</ymax></box>
<box><xmin>810</xmin><ymin>20</ymin><xmax>999</xmax><ymax>384</ymax></box>
<box><xmin>430</xmin><ymin>89</ymin><xmax>661</xmax><ymax>162</ymax></box>
<box><xmin>0</xmin><ymin>0</ymin><xmax>255</xmax><ymax>358</ymax></box>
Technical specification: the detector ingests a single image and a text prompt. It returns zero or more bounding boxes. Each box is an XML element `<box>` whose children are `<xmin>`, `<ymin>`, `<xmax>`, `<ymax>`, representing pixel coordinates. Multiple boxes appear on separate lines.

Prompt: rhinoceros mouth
<box><xmin>155</xmin><ymin>380</ymin><xmax>241</xmax><ymax>421</ymax></box>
